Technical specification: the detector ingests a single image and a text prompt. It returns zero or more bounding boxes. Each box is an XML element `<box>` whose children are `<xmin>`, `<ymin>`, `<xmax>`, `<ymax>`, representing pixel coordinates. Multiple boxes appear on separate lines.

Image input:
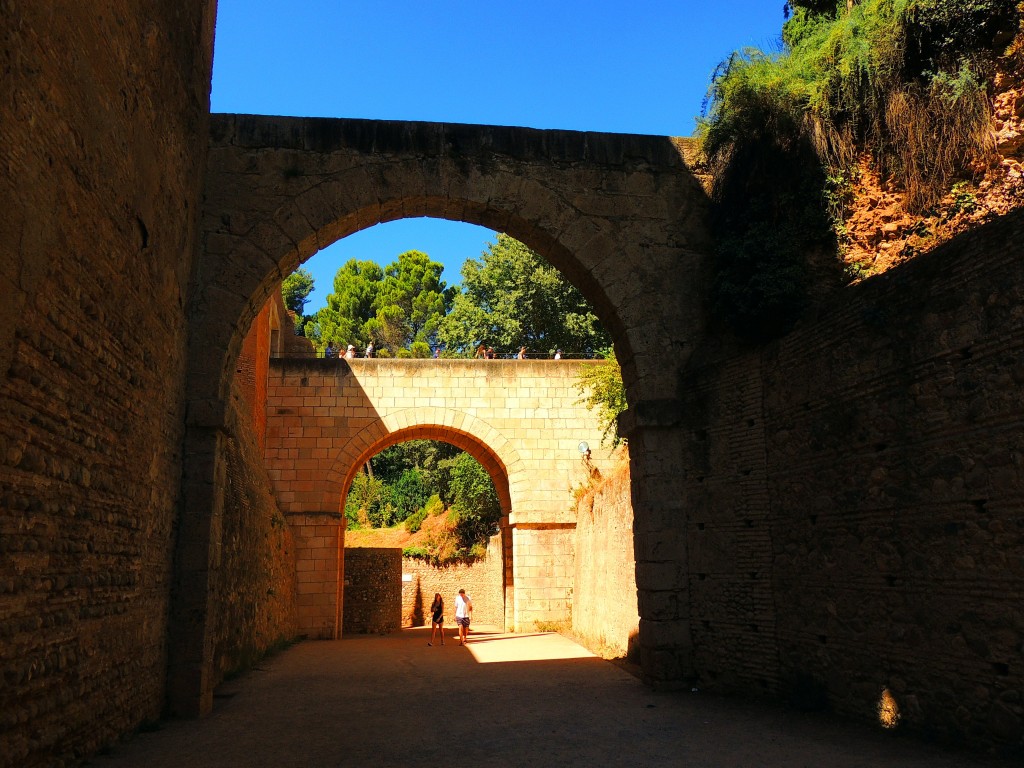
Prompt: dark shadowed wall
<box><xmin>0</xmin><ymin>2</ymin><xmax>216</xmax><ymax>765</ymax></box>
<box><xmin>682</xmin><ymin>211</ymin><xmax>1024</xmax><ymax>753</ymax></box>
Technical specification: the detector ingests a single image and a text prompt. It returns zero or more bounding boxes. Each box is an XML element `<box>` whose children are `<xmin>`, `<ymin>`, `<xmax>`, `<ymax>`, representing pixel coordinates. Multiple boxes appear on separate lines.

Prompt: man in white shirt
<box><xmin>454</xmin><ymin>589</ymin><xmax>473</xmax><ymax>645</ymax></box>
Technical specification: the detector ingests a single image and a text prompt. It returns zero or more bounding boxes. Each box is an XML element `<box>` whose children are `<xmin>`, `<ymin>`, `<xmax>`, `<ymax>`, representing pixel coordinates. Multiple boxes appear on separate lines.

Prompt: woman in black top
<box><xmin>428</xmin><ymin>593</ymin><xmax>445</xmax><ymax>646</ymax></box>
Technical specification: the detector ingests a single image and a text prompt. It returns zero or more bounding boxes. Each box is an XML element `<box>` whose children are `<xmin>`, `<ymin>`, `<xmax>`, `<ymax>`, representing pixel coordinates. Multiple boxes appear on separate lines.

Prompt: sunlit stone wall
<box><xmin>265</xmin><ymin>358</ymin><xmax>615</xmax><ymax>636</ymax></box>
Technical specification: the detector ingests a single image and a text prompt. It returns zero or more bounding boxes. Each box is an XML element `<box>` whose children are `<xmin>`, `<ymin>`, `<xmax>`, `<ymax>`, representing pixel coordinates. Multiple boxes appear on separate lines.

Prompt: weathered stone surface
<box><xmin>573</xmin><ymin>461</ymin><xmax>640</xmax><ymax>659</ymax></box>
<box><xmin>679</xmin><ymin>211</ymin><xmax>1024</xmax><ymax>754</ymax></box>
<box><xmin>343</xmin><ymin>548</ymin><xmax>402</xmax><ymax>635</ymax></box>
<box><xmin>0</xmin><ymin>1</ymin><xmax>216</xmax><ymax>763</ymax></box>
<box><xmin>397</xmin><ymin>536</ymin><xmax>504</xmax><ymax>629</ymax></box>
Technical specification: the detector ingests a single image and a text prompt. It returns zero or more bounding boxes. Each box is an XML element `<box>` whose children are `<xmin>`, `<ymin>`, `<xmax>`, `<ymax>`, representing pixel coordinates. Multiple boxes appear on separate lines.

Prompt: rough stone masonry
<box><xmin>1</xmin><ymin>2</ymin><xmax>1023</xmax><ymax>765</ymax></box>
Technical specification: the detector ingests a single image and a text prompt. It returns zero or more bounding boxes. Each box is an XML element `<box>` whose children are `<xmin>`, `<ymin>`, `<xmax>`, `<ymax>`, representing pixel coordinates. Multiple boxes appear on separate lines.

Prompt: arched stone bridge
<box><xmin>264</xmin><ymin>357</ymin><xmax>616</xmax><ymax>639</ymax></box>
<box><xmin>177</xmin><ymin>113</ymin><xmax>713</xmax><ymax>714</ymax></box>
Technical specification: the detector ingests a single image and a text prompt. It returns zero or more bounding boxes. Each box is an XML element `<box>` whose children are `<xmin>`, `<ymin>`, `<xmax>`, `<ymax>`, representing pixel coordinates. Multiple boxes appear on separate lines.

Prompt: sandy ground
<box><xmin>91</xmin><ymin>626</ymin><xmax>1014</xmax><ymax>768</ymax></box>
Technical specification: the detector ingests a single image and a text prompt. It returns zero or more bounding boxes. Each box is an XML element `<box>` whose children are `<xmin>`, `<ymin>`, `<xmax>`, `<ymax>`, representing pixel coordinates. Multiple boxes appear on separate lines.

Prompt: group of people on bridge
<box><xmin>474</xmin><ymin>344</ymin><xmax>563</xmax><ymax>360</ymax></box>
<box><xmin>320</xmin><ymin>343</ymin><xmax>567</xmax><ymax>360</ymax></box>
<box><xmin>323</xmin><ymin>341</ymin><xmax>377</xmax><ymax>359</ymax></box>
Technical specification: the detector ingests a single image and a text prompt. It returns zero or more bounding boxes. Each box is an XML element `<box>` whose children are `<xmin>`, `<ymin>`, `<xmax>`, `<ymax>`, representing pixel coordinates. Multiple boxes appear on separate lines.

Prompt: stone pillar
<box><xmin>288</xmin><ymin>512</ymin><xmax>344</xmax><ymax>639</ymax></box>
<box><xmin>621</xmin><ymin>403</ymin><xmax>695</xmax><ymax>689</ymax></box>
<box><xmin>166</xmin><ymin>424</ymin><xmax>225</xmax><ymax>718</ymax></box>
<box><xmin>501</xmin><ymin>516</ymin><xmax>515</xmax><ymax>631</ymax></box>
<box><xmin>511</xmin><ymin>524</ymin><xmax>576</xmax><ymax>630</ymax></box>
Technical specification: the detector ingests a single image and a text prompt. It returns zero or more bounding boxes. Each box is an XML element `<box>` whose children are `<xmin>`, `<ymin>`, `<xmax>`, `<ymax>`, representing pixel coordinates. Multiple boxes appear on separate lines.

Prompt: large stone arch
<box><xmin>196</xmin><ymin>114</ymin><xmax>710</xmax><ymax>411</ymax></box>
<box><xmin>172</xmin><ymin>113</ymin><xmax>712</xmax><ymax>715</ymax></box>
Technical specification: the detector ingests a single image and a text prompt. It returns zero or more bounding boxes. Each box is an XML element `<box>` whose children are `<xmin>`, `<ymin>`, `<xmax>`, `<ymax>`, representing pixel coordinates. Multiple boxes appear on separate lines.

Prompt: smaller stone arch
<box><xmin>334</xmin><ymin>412</ymin><xmax>521</xmax><ymax>519</ymax></box>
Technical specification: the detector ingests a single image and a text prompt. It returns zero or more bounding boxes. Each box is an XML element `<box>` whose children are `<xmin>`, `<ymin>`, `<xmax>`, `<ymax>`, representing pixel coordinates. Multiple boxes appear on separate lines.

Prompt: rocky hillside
<box><xmin>840</xmin><ymin>36</ymin><xmax>1024</xmax><ymax>278</ymax></box>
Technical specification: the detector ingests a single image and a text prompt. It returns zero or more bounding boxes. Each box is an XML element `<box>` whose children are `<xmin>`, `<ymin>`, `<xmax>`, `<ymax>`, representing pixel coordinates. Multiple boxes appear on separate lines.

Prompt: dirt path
<box><xmin>92</xmin><ymin>627</ymin><xmax>1011</xmax><ymax>768</ymax></box>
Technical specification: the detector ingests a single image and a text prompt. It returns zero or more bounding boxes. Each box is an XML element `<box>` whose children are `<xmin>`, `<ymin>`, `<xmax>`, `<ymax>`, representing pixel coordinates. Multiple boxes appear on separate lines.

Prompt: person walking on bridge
<box><xmin>454</xmin><ymin>588</ymin><xmax>473</xmax><ymax>645</ymax></box>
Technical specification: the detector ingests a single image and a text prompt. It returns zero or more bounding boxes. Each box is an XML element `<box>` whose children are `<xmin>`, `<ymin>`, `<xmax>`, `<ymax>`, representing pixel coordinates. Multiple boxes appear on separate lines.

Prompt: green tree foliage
<box><xmin>704</xmin><ymin>0</ymin><xmax>1017</xmax><ymax>210</ymax></box>
<box><xmin>303</xmin><ymin>251</ymin><xmax>453</xmax><ymax>355</ymax></box>
<box><xmin>281</xmin><ymin>267</ymin><xmax>315</xmax><ymax>335</ymax></box>
<box><xmin>371</xmin><ymin>440</ymin><xmax>460</xmax><ymax>493</ymax></box>
<box><xmin>785</xmin><ymin>0</ymin><xmax>844</xmax><ymax>17</ymax></box>
<box><xmin>576</xmin><ymin>349</ymin><xmax>628</xmax><ymax>446</ymax></box>
<box><xmin>345</xmin><ymin>440</ymin><xmax>502</xmax><ymax>561</ymax></box>
<box><xmin>304</xmin><ymin>259</ymin><xmax>383</xmax><ymax>353</ymax></box>
<box><xmin>443</xmin><ymin>451</ymin><xmax>502</xmax><ymax>549</ymax></box>
<box><xmin>404</xmin><ymin>494</ymin><xmax>443</xmax><ymax>533</ymax></box>
<box><xmin>439</xmin><ymin>234</ymin><xmax>609</xmax><ymax>356</ymax></box>
<box><xmin>281</xmin><ymin>268</ymin><xmax>315</xmax><ymax>315</ymax></box>
<box><xmin>366</xmin><ymin>250</ymin><xmax>455</xmax><ymax>354</ymax></box>
<box><xmin>388</xmin><ymin>468</ymin><xmax>429</xmax><ymax>523</ymax></box>
<box><xmin>344</xmin><ymin>471</ymin><xmax>384</xmax><ymax>529</ymax></box>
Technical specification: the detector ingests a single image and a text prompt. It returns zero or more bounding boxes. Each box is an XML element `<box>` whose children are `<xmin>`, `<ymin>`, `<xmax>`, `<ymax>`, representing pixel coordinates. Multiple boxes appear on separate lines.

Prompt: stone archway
<box><xmin>336</xmin><ymin>418</ymin><xmax>516</xmax><ymax>518</ymax></box>
<box><xmin>263</xmin><ymin>356</ymin><xmax>617</xmax><ymax>639</ymax></box>
<box><xmin>172</xmin><ymin>113</ymin><xmax>712</xmax><ymax>715</ymax></box>
<box><xmin>323</xmin><ymin>421</ymin><xmax>515</xmax><ymax>640</ymax></box>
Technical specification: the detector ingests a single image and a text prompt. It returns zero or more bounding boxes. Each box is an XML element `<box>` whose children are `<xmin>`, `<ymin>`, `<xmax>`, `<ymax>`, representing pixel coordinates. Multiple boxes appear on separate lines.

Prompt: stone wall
<box><xmin>398</xmin><ymin>532</ymin><xmax>505</xmax><ymax>629</ymax></box>
<box><xmin>513</xmin><ymin>525</ymin><xmax>576</xmax><ymax>629</ymax></box>
<box><xmin>236</xmin><ymin>302</ymin><xmax>271</xmax><ymax>452</ymax></box>
<box><xmin>212</xmin><ymin>387</ymin><xmax>299</xmax><ymax>680</ymax></box>
<box><xmin>683</xmin><ymin>210</ymin><xmax>1024</xmax><ymax>753</ymax></box>
<box><xmin>573</xmin><ymin>459</ymin><xmax>640</xmax><ymax>660</ymax></box>
<box><xmin>237</xmin><ymin>293</ymin><xmax>312</xmax><ymax>459</ymax></box>
<box><xmin>0</xmin><ymin>1</ymin><xmax>215</xmax><ymax>765</ymax></box>
<box><xmin>205</xmin><ymin>290</ymin><xmax>303</xmax><ymax>677</ymax></box>
<box><xmin>343</xmin><ymin>548</ymin><xmax>402</xmax><ymax>635</ymax></box>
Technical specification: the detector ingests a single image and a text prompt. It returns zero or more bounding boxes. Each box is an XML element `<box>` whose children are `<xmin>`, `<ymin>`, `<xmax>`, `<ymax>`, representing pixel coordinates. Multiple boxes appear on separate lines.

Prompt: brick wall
<box><xmin>236</xmin><ymin>302</ymin><xmax>267</xmax><ymax>451</ymax></box>
<box><xmin>237</xmin><ymin>292</ymin><xmax>310</xmax><ymax>455</ymax></box>
<box><xmin>573</xmin><ymin>460</ymin><xmax>640</xmax><ymax>659</ymax></box>
<box><xmin>683</xmin><ymin>210</ymin><xmax>1024</xmax><ymax>752</ymax></box>
<box><xmin>0</xmin><ymin>2</ymin><xmax>215</xmax><ymax>765</ymax></box>
<box><xmin>398</xmin><ymin>531</ymin><xmax>505</xmax><ymax>629</ymax></box>
<box><xmin>290</xmin><ymin>514</ymin><xmax>344</xmax><ymax>639</ymax></box>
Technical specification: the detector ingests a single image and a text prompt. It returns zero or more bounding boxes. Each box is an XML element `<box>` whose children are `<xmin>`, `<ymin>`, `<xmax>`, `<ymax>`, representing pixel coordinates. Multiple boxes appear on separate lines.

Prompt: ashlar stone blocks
<box><xmin>265</xmin><ymin>358</ymin><xmax>615</xmax><ymax>634</ymax></box>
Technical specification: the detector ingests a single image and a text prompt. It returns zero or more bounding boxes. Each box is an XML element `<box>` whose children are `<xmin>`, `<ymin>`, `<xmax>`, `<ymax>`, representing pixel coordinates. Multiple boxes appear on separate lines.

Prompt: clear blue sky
<box><xmin>211</xmin><ymin>0</ymin><xmax>785</xmax><ymax>312</ymax></box>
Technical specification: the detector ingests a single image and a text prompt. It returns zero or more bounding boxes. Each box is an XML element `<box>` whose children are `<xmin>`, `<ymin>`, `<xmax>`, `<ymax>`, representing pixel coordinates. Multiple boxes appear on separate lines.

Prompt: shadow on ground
<box><xmin>93</xmin><ymin>627</ymin><xmax>1015</xmax><ymax>768</ymax></box>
